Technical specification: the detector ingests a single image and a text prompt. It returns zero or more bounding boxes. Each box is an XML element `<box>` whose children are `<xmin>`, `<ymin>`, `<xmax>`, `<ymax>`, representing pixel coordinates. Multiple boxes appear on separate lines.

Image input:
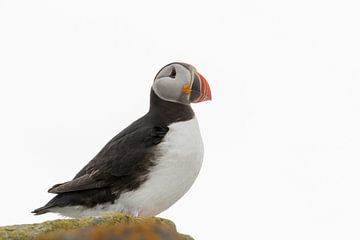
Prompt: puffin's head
<box><xmin>152</xmin><ymin>62</ymin><xmax>212</xmax><ymax>105</ymax></box>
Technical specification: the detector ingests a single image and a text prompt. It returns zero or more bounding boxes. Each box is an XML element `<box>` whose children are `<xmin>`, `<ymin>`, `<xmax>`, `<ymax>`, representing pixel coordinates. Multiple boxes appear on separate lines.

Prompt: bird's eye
<box><xmin>169</xmin><ymin>67</ymin><xmax>176</xmax><ymax>78</ymax></box>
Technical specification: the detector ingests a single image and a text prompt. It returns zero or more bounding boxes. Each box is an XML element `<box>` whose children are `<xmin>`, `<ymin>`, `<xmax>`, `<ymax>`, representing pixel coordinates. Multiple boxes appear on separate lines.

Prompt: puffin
<box><xmin>32</xmin><ymin>62</ymin><xmax>211</xmax><ymax>217</ymax></box>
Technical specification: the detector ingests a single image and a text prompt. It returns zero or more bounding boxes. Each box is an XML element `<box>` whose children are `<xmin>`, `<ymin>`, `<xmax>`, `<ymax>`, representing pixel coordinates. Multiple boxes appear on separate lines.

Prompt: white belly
<box><xmin>55</xmin><ymin>118</ymin><xmax>204</xmax><ymax>217</ymax></box>
<box><xmin>115</xmin><ymin>117</ymin><xmax>204</xmax><ymax>216</ymax></box>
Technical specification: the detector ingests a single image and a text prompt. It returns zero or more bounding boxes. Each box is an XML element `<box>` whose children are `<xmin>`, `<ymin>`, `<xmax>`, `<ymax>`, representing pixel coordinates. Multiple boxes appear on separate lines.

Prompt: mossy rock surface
<box><xmin>0</xmin><ymin>214</ymin><xmax>194</xmax><ymax>240</ymax></box>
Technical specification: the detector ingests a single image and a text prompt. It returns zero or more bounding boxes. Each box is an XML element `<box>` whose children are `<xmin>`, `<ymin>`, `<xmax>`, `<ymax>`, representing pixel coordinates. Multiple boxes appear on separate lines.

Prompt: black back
<box><xmin>32</xmin><ymin>90</ymin><xmax>194</xmax><ymax>214</ymax></box>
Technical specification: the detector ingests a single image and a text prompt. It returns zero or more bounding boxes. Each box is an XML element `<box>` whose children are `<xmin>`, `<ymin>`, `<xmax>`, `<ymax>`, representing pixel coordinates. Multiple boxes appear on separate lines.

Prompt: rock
<box><xmin>0</xmin><ymin>214</ymin><xmax>194</xmax><ymax>240</ymax></box>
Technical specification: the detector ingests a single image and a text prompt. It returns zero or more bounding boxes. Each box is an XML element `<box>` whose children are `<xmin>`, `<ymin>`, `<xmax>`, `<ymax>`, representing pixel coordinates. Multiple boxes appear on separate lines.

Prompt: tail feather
<box><xmin>32</xmin><ymin>188</ymin><xmax>116</xmax><ymax>216</ymax></box>
<box><xmin>31</xmin><ymin>206</ymin><xmax>51</xmax><ymax>215</ymax></box>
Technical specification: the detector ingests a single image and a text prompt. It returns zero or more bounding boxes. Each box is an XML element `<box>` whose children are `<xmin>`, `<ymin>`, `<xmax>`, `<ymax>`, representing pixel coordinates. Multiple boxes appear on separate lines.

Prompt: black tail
<box><xmin>31</xmin><ymin>206</ymin><xmax>51</xmax><ymax>215</ymax></box>
<box><xmin>32</xmin><ymin>188</ymin><xmax>116</xmax><ymax>215</ymax></box>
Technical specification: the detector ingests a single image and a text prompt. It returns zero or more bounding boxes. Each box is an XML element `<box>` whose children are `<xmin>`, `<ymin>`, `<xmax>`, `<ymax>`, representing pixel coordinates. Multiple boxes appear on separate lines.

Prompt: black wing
<box><xmin>48</xmin><ymin>125</ymin><xmax>169</xmax><ymax>194</ymax></box>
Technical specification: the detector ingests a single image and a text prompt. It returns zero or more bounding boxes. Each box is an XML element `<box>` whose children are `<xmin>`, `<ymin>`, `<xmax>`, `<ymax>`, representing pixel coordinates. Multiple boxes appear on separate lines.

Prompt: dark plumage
<box><xmin>32</xmin><ymin>90</ymin><xmax>194</xmax><ymax>215</ymax></box>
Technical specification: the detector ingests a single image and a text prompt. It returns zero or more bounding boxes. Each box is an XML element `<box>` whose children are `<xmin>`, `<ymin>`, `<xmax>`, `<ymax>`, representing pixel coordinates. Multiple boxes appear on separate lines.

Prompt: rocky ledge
<box><xmin>0</xmin><ymin>214</ymin><xmax>193</xmax><ymax>240</ymax></box>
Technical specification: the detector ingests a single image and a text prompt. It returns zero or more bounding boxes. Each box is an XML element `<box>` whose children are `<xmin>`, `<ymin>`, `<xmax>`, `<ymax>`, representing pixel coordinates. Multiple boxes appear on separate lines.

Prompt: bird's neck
<box><xmin>149</xmin><ymin>89</ymin><xmax>194</xmax><ymax>124</ymax></box>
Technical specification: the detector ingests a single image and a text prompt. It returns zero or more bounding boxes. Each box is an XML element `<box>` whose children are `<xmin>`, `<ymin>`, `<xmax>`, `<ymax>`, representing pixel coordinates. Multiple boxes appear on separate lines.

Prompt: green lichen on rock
<box><xmin>0</xmin><ymin>214</ymin><xmax>194</xmax><ymax>240</ymax></box>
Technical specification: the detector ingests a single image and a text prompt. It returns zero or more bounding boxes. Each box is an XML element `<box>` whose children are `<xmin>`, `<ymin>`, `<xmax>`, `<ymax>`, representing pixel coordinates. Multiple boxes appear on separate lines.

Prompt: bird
<box><xmin>32</xmin><ymin>62</ymin><xmax>211</xmax><ymax>218</ymax></box>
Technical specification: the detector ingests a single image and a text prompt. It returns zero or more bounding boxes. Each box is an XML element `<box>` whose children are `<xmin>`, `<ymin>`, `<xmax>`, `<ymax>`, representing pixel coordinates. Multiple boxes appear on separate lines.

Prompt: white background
<box><xmin>1</xmin><ymin>1</ymin><xmax>360</xmax><ymax>239</ymax></box>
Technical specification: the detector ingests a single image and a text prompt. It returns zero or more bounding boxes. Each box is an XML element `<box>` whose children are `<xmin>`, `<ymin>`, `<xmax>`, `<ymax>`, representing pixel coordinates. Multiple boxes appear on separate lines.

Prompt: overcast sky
<box><xmin>1</xmin><ymin>1</ymin><xmax>360</xmax><ymax>239</ymax></box>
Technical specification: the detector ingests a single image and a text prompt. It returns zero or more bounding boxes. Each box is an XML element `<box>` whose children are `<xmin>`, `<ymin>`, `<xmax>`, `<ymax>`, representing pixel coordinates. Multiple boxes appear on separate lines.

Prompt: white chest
<box><xmin>114</xmin><ymin>117</ymin><xmax>204</xmax><ymax>216</ymax></box>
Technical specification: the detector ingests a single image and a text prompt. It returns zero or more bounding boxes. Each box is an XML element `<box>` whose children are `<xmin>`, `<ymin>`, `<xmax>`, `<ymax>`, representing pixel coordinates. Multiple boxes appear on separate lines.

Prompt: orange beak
<box><xmin>191</xmin><ymin>71</ymin><xmax>212</xmax><ymax>103</ymax></box>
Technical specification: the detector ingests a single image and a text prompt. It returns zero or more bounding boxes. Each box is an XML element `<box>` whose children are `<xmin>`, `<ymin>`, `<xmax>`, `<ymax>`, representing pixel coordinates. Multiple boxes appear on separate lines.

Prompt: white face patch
<box><xmin>152</xmin><ymin>63</ymin><xmax>193</xmax><ymax>105</ymax></box>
